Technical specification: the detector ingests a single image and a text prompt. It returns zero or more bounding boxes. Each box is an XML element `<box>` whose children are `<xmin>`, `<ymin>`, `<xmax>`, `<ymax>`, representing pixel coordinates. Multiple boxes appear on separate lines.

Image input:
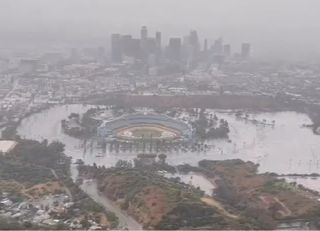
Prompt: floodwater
<box><xmin>17</xmin><ymin>104</ymin><xmax>320</xmax><ymax>194</ymax></box>
<box><xmin>164</xmin><ymin>172</ymin><xmax>215</xmax><ymax>196</ymax></box>
<box><xmin>282</xmin><ymin>176</ymin><xmax>320</xmax><ymax>193</ymax></box>
<box><xmin>16</xmin><ymin>104</ymin><xmax>320</xmax><ymax>227</ymax></box>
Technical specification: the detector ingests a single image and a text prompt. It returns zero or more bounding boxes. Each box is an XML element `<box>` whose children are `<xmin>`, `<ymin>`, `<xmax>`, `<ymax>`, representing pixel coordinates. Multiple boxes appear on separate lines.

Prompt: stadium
<box><xmin>97</xmin><ymin>113</ymin><xmax>192</xmax><ymax>142</ymax></box>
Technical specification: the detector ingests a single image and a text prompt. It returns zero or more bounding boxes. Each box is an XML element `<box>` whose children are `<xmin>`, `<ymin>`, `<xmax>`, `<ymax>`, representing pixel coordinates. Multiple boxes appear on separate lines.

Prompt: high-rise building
<box><xmin>223</xmin><ymin>44</ymin><xmax>231</xmax><ymax>57</ymax></box>
<box><xmin>241</xmin><ymin>43</ymin><xmax>251</xmax><ymax>58</ymax></box>
<box><xmin>189</xmin><ymin>30</ymin><xmax>200</xmax><ymax>51</ymax></box>
<box><xmin>145</xmin><ymin>38</ymin><xmax>157</xmax><ymax>54</ymax></box>
<box><xmin>155</xmin><ymin>31</ymin><xmax>161</xmax><ymax>48</ymax></box>
<box><xmin>203</xmin><ymin>39</ymin><xmax>208</xmax><ymax>52</ymax></box>
<box><xmin>167</xmin><ymin>37</ymin><xmax>182</xmax><ymax>61</ymax></box>
<box><xmin>212</xmin><ymin>38</ymin><xmax>223</xmax><ymax>55</ymax></box>
<box><xmin>121</xmin><ymin>35</ymin><xmax>133</xmax><ymax>56</ymax></box>
<box><xmin>111</xmin><ymin>34</ymin><xmax>122</xmax><ymax>63</ymax></box>
<box><xmin>141</xmin><ymin>26</ymin><xmax>148</xmax><ymax>40</ymax></box>
<box><xmin>140</xmin><ymin>26</ymin><xmax>149</xmax><ymax>60</ymax></box>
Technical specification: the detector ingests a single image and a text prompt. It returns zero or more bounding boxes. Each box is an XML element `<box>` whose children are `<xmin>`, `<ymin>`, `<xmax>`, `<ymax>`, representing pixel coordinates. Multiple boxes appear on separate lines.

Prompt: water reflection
<box><xmin>282</xmin><ymin>176</ymin><xmax>320</xmax><ymax>193</ymax></box>
<box><xmin>164</xmin><ymin>172</ymin><xmax>215</xmax><ymax>196</ymax></box>
<box><xmin>17</xmin><ymin>105</ymin><xmax>320</xmax><ymax>174</ymax></box>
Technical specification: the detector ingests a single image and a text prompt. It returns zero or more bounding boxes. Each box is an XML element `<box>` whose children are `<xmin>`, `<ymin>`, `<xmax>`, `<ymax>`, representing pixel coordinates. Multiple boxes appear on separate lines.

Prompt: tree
<box><xmin>158</xmin><ymin>154</ymin><xmax>167</xmax><ymax>164</ymax></box>
<box><xmin>48</xmin><ymin>141</ymin><xmax>65</xmax><ymax>153</ymax></box>
<box><xmin>115</xmin><ymin>160</ymin><xmax>132</xmax><ymax>169</ymax></box>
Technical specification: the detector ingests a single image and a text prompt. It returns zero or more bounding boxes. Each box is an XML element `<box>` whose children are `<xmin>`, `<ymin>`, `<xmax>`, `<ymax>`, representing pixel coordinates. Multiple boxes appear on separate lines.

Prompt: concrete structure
<box><xmin>167</xmin><ymin>38</ymin><xmax>182</xmax><ymax>62</ymax></box>
<box><xmin>97</xmin><ymin>113</ymin><xmax>192</xmax><ymax>142</ymax></box>
<box><xmin>241</xmin><ymin>43</ymin><xmax>251</xmax><ymax>58</ymax></box>
<box><xmin>0</xmin><ymin>140</ymin><xmax>17</xmax><ymax>154</ymax></box>
<box><xmin>111</xmin><ymin>34</ymin><xmax>123</xmax><ymax>63</ymax></box>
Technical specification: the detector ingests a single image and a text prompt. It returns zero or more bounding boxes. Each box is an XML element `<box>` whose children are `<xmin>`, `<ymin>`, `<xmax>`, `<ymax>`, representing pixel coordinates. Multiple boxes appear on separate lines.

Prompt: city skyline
<box><xmin>1</xmin><ymin>0</ymin><xmax>320</xmax><ymax>61</ymax></box>
<box><xmin>110</xmin><ymin>26</ymin><xmax>251</xmax><ymax>69</ymax></box>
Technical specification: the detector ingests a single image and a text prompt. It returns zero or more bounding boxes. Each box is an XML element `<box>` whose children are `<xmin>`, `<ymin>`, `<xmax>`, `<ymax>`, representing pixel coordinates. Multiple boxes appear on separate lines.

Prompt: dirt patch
<box><xmin>128</xmin><ymin>186</ymin><xmax>170</xmax><ymax>228</ymax></box>
<box><xmin>201</xmin><ymin>196</ymin><xmax>239</xmax><ymax>220</ymax></box>
<box><xmin>23</xmin><ymin>181</ymin><xmax>65</xmax><ymax>199</ymax></box>
<box><xmin>99</xmin><ymin>213</ymin><xmax>110</xmax><ymax>229</ymax></box>
<box><xmin>200</xmin><ymin>159</ymin><xmax>320</xmax><ymax>221</ymax></box>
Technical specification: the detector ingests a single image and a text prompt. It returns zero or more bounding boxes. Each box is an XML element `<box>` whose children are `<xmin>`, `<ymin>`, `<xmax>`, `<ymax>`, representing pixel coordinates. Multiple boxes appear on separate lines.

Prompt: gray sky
<box><xmin>1</xmin><ymin>0</ymin><xmax>320</xmax><ymax>60</ymax></box>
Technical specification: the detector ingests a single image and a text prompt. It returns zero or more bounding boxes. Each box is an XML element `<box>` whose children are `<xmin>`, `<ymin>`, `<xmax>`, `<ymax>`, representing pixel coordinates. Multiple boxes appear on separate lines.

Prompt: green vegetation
<box><xmin>0</xmin><ymin>156</ymin><xmax>54</xmax><ymax>187</ymax></box>
<box><xmin>155</xmin><ymin>201</ymin><xmax>250</xmax><ymax>230</ymax></box>
<box><xmin>199</xmin><ymin>159</ymin><xmax>320</xmax><ymax>229</ymax></box>
<box><xmin>78</xmin><ymin>165</ymin><xmax>255</xmax><ymax>230</ymax></box>
<box><xmin>262</xmin><ymin>180</ymin><xmax>297</xmax><ymax>194</ymax></box>
<box><xmin>62</xmin><ymin>109</ymin><xmax>102</xmax><ymax>138</ymax></box>
<box><xmin>0</xmin><ymin>138</ymin><xmax>119</xmax><ymax>229</ymax></box>
<box><xmin>10</xmin><ymin>140</ymin><xmax>69</xmax><ymax>175</ymax></box>
<box><xmin>192</xmin><ymin>109</ymin><xmax>230</xmax><ymax>140</ymax></box>
<box><xmin>63</xmin><ymin>178</ymin><xmax>118</xmax><ymax>228</ymax></box>
<box><xmin>0</xmin><ymin>140</ymin><xmax>67</xmax><ymax>188</ymax></box>
<box><xmin>1</xmin><ymin>123</ymin><xmax>19</xmax><ymax>140</ymax></box>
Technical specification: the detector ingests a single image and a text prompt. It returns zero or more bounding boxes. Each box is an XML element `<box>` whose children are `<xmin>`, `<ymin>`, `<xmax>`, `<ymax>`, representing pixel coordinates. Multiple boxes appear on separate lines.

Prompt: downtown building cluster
<box><xmin>111</xmin><ymin>26</ymin><xmax>251</xmax><ymax>75</ymax></box>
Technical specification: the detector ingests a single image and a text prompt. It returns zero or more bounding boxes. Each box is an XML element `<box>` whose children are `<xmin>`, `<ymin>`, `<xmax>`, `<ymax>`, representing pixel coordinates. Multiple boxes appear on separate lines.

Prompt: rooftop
<box><xmin>0</xmin><ymin>140</ymin><xmax>18</xmax><ymax>154</ymax></box>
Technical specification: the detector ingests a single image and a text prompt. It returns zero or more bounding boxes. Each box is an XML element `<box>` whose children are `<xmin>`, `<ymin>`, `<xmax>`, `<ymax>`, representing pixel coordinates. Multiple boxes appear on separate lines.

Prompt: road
<box><xmin>81</xmin><ymin>181</ymin><xmax>142</xmax><ymax>230</ymax></box>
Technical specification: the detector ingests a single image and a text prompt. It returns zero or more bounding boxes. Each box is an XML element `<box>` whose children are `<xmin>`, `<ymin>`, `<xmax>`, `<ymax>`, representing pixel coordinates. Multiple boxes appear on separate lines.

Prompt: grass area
<box><xmin>131</xmin><ymin>128</ymin><xmax>163</xmax><ymax>138</ymax></box>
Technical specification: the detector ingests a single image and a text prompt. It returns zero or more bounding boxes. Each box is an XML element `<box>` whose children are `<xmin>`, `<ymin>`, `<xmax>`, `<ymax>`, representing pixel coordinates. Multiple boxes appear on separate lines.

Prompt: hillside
<box><xmin>78</xmin><ymin>166</ymin><xmax>258</xmax><ymax>230</ymax></box>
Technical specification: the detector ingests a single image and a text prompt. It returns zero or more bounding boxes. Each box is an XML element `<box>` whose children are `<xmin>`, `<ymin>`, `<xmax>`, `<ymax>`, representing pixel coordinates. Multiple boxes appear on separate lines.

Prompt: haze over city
<box><xmin>1</xmin><ymin>1</ymin><xmax>320</xmax><ymax>230</ymax></box>
<box><xmin>1</xmin><ymin>0</ymin><xmax>320</xmax><ymax>60</ymax></box>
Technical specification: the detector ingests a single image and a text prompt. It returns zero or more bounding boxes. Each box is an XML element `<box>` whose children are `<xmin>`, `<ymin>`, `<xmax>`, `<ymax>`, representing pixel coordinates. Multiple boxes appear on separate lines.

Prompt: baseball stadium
<box><xmin>97</xmin><ymin>113</ymin><xmax>192</xmax><ymax>141</ymax></box>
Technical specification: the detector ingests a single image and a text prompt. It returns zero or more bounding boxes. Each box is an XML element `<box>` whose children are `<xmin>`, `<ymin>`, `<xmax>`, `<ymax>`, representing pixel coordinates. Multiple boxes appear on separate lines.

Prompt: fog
<box><xmin>1</xmin><ymin>0</ymin><xmax>320</xmax><ymax>60</ymax></box>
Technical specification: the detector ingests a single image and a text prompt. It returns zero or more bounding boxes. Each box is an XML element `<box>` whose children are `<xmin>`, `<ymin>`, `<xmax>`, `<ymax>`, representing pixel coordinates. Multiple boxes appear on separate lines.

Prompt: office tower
<box><xmin>124</xmin><ymin>37</ymin><xmax>142</xmax><ymax>58</ymax></box>
<box><xmin>121</xmin><ymin>35</ymin><xmax>133</xmax><ymax>56</ymax></box>
<box><xmin>145</xmin><ymin>38</ymin><xmax>157</xmax><ymax>54</ymax></box>
<box><xmin>203</xmin><ymin>39</ymin><xmax>208</xmax><ymax>52</ymax></box>
<box><xmin>155</xmin><ymin>32</ymin><xmax>162</xmax><ymax>63</ymax></box>
<box><xmin>189</xmin><ymin>30</ymin><xmax>200</xmax><ymax>51</ymax></box>
<box><xmin>212</xmin><ymin>38</ymin><xmax>223</xmax><ymax>55</ymax></box>
<box><xmin>140</xmin><ymin>26</ymin><xmax>149</xmax><ymax>60</ymax></box>
<box><xmin>241</xmin><ymin>43</ymin><xmax>251</xmax><ymax>58</ymax></box>
<box><xmin>111</xmin><ymin>34</ymin><xmax>122</xmax><ymax>63</ymax></box>
<box><xmin>141</xmin><ymin>26</ymin><xmax>148</xmax><ymax>40</ymax></box>
<box><xmin>155</xmin><ymin>31</ymin><xmax>161</xmax><ymax>48</ymax></box>
<box><xmin>167</xmin><ymin>37</ymin><xmax>182</xmax><ymax>61</ymax></box>
<box><xmin>130</xmin><ymin>39</ymin><xmax>142</xmax><ymax>58</ymax></box>
<box><xmin>223</xmin><ymin>44</ymin><xmax>231</xmax><ymax>57</ymax></box>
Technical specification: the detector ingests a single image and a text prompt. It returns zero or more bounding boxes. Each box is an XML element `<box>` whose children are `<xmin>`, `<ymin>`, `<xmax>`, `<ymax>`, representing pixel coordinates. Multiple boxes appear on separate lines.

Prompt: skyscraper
<box><xmin>241</xmin><ymin>43</ymin><xmax>251</xmax><ymax>58</ymax></box>
<box><xmin>212</xmin><ymin>38</ymin><xmax>223</xmax><ymax>55</ymax></box>
<box><xmin>141</xmin><ymin>26</ymin><xmax>148</xmax><ymax>40</ymax></box>
<box><xmin>155</xmin><ymin>31</ymin><xmax>161</xmax><ymax>48</ymax></box>
<box><xmin>167</xmin><ymin>38</ymin><xmax>182</xmax><ymax>61</ymax></box>
<box><xmin>121</xmin><ymin>35</ymin><xmax>133</xmax><ymax>56</ymax></box>
<box><xmin>203</xmin><ymin>39</ymin><xmax>208</xmax><ymax>52</ymax></box>
<box><xmin>189</xmin><ymin>30</ymin><xmax>200</xmax><ymax>52</ymax></box>
<box><xmin>111</xmin><ymin>34</ymin><xmax>122</xmax><ymax>63</ymax></box>
<box><xmin>223</xmin><ymin>44</ymin><xmax>231</xmax><ymax>57</ymax></box>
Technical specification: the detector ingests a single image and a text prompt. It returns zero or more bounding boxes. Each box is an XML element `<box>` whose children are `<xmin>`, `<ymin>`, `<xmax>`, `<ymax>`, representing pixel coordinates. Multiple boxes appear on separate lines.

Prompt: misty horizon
<box><xmin>1</xmin><ymin>0</ymin><xmax>320</xmax><ymax>61</ymax></box>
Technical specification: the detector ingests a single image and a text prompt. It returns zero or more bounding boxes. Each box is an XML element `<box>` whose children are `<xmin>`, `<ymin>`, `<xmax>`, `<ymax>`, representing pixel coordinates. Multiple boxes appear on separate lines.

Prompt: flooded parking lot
<box><xmin>17</xmin><ymin>104</ymin><xmax>320</xmax><ymax>193</ymax></box>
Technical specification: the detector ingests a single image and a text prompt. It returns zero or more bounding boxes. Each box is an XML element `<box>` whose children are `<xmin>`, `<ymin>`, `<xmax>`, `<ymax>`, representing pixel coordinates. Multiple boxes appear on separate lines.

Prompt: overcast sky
<box><xmin>1</xmin><ymin>0</ymin><xmax>320</xmax><ymax>60</ymax></box>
